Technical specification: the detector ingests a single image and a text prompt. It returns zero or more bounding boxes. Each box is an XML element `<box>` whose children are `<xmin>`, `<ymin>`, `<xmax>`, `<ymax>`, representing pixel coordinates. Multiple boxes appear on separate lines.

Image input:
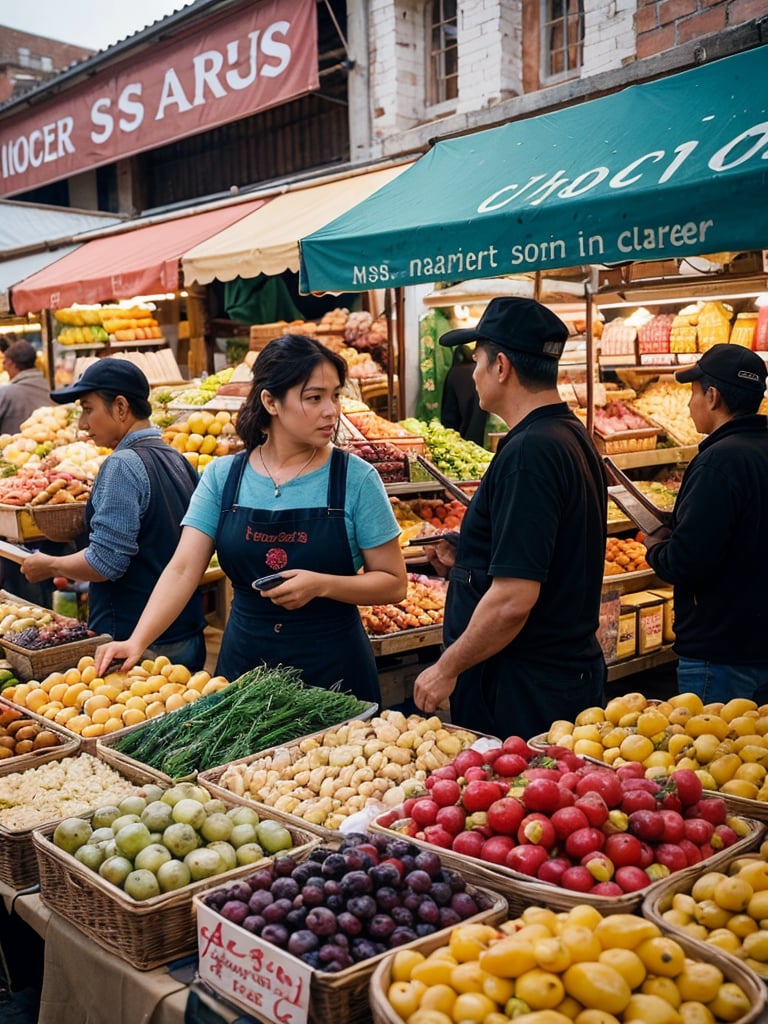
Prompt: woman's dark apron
<box><xmin>214</xmin><ymin>447</ymin><xmax>381</xmax><ymax>704</ymax></box>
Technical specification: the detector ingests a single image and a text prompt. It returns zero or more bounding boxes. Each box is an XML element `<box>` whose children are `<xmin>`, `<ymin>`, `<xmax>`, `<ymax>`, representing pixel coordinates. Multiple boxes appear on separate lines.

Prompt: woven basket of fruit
<box><xmin>33</xmin><ymin>799</ymin><xmax>318</xmax><ymax>972</ymax></box>
<box><xmin>193</xmin><ymin>833</ymin><xmax>507</xmax><ymax>1024</ymax></box>
<box><xmin>0</xmin><ymin>626</ymin><xmax>110</xmax><ymax>682</ymax></box>
<box><xmin>0</xmin><ymin>698</ymin><xmax>79</xmax><ymax>777</ymax></box>
<box><xmin>369</xmin><ymin>903</ymin><xmax>767</xmax><ymax>1024</ymax></box>
<box><xmin>642</xmin><ymin>845</ymin><xmax>768</xmax><ymax>986</ymax></box>
<box><xmin>28</xmin><ymin>501</ymin><xmax>87</xmax><ymax>541</ymax></box>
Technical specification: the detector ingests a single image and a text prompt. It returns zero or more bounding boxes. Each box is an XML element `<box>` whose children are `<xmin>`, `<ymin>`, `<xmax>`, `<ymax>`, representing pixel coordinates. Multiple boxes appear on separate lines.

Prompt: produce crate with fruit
<box><xmin>370</xmin><ymin>903</ymin><xmax>765</xmax><ymax>1024</ymax></box>
<box><xmin>630</xmin><ymin>377</ymin><xmax>705</xmax><ymax>447</ymax></box>
<box><xmin>590</xmin><ymin>401</ymin><xmax>660</xmax><ymax>454</ymax></box>
<box><xmin>644</xmin><ymin>838</ymin><xmax>768</xmax><ymax>982</ymax></box>
<box><xmin>541</xmin><ymin>691</ymin><xmax>768</xmax><ymax>821</ymax></box>
<box><xmin>0</xmin><ymin>748</ymin><xmax>159</xmax><ymax>889</ymax></box>
<box><xmin>198</xmin><ymin>710</ymin><xmax>479</xmax><ymax>837</ymax></box>
<box><xmin>343</xmin><ymin>439</ymin><xmax>410</xmax><ymax>483</ymax></box>
<box><xmin>371</xmin><ymin>736</ymin><xmax>763</xmax><ymax>915</ymax></box>
<box><xmin>0</xmin><ymin>697</ymin><xmax>79</xmax><ymax>774</ymax></box>
<box><xmin>194</xmin><ymin>832</ymin><xmax>507</xmax><ymax>1024</ymax></box>
<box><xmin>344</xmin><ymin>411</ymin><xmax>425</xmax><ymax>454</ymax></box>
<box><xmin>3</xmin><ymin>654</ymin><xmax>230</xmax><ymax>749</ymax></box>
<box><xmin>360</xmin><ymin>575</ymin><xmax>447</xmax><ymax>654</ymax></box>
<box><xmin>160</xmin><ymin>408</ymin><xmax>241</xmax><ymax>471</ymax></box>
<box><xmin>33</xmin><ymin>780</ymin><xmax>317</xmax><ymax>971</ymax></box>
<box><xmin>400</xmin><ymin>419</ymin><xmax>493</xmax><ymax>481</ymax></box>
<box><xmin>99</xmin><ymin>667</ymin><xmax>376</xmax><ymax>787</ymax></box>
<box><xmin>0</xmin><ymin>591</ymin><xmax>108</xmax><ymax>681</ymax></box>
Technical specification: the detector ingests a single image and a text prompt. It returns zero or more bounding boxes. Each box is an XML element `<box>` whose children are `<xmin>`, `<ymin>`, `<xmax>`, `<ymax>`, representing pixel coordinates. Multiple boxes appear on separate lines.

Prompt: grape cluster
<box><xmin>5</xmin><ymin>622</ymin><xmax>95</xmax><ymax>650</ymax></box>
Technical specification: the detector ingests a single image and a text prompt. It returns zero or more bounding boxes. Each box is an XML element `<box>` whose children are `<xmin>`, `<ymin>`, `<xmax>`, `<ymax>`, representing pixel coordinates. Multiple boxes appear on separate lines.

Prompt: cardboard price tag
<box><xmin>197</xmin><ymin>902</ymin><xmax>312</xmax><ymax>1024</ymax></box>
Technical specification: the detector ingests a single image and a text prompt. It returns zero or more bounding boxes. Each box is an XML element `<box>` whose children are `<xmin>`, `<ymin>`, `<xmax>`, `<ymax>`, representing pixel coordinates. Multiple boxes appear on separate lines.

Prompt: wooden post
<box><xmin>186</xmin><ymin>285</ymin><xmax>208</xmax><ymax>379</ymax></box>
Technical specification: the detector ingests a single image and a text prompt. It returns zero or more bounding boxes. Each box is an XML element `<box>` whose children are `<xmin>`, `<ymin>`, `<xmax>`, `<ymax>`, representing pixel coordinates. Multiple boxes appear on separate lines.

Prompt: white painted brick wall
<box><xmin>582</xmin><ymin>0</ymin><xmax>637</xmax><ymax>75</ymax></box>
<box><xmin>458</xmin><ymin>1</ymin><xmax>522</xmax><ymax>112</ymax></box>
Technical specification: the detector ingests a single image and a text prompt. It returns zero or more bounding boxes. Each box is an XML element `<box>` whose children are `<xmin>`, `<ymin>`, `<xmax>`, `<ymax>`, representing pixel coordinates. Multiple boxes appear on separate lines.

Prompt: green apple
<box><xmin>171</xmin><ymin>799</ymin><xmax>206</xmax><ymax>831</ymax></box>
<box><xmin>184</xmin><ymin>848</ymin><xmax>222</xmax><ymax>880</ymax></box>
<box><xmin>161</xmin><ymin>782</ymin><xmax>199</xmax><ymax>807</ymax></box>
<box><xmin>200</xmin><ymin>813</ymin><xmax>233</xmax><ymax>843</ymax></box>
<box><xmin>235</xmin><ymin>843</ymin><xmax>265</xmax><ymax>866</ymax></box>
<box><xmin>110</xmin><ymin>813</ymin><xmax>141</xmax><ymax>835</ymax></box>
<box><xmin>229</xmin><ymin>823</ymin><xmax>258</xmax><ymax>849</ymax></box>
<box><xmin>53</xmin><ymin>818</ymin><xmax>93</xmax><ymax>855</ymax></box>
<box><xmin>256</xmin><ymin>821</ymin><xmax>292</xmax><ymax>854</ymax></box>
<box><xmin>227</xmin><ymin>806</ymin><xmax>260</xmax><ymax>827</ymax></box>
<box><xmin>114</xmin><ymin>822</ymin><xmax>153</xmax><ymax>860</ymax></box>
<box><xmin>203</xmin><ymin>799</ymin><xmax>228</xmax><ymax>816</ymax></box>
<box><xmin>162</xmin><ymin>822</ymin><xmax>199</xmax><ymax>858</ymax></box>
<box><xmin>124</xmin><ymin>869</ymin><xmax>161</xmax><ymax>901</ymax></box>
<box><xmin>134</xmin><ymin>843</ymin><xmax>172</xmax><ymax>874</ymax></box>
<box><xmin>91</xmin><ymin>806</ymin><xmax>122</xmax><ymax>830</ymax></box>
<box><xmin>74</xmin><ymin>844</ymin><xmax>105</xmax><ymax>871</ymax></box>
<box><xmin>118</xmin><ymin>795</ymin><xmax>147</xmax><ymax>817</ymax></box>
<box><xmin>141</xmin><ymin>801</ymin><xmax>174</xmax><ymax>833</ymax></box>
<box><xmin>206</xmin><ymin>841</ymin><xmax>237</xmax><ymax>871</ymax></box>
<box><xmin>90</xmin><ymin>827</ymin><xmax>115</xmax><ymax>846</ymax></box>
<box><xmin>99</xmin><ymin>855</ymin><xmax>133</xmax><ymax>887</ymax></box>
<box><xmin>156</xmin><ymin>859</ymin><xmax>191</xmax><ymax>893</ymax></box>
<box><xmin>138</xmin><ymin>784</ymin><xmax>164</xmax><ymax>804</ymax></box>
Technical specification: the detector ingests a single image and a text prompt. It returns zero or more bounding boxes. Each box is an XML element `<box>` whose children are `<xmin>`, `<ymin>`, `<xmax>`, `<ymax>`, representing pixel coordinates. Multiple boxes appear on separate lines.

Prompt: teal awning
<box><xmin>300</xmin><ymin>46</ymin><xmax>768</xmax><ymax>293</ymax></box>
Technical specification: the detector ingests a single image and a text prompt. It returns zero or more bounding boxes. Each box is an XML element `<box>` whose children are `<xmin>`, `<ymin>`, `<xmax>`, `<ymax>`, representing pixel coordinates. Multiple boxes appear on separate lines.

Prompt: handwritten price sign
<box><xmin>196</xmin><ymin>900</ymin><xmax>313</xmax><ymax>1024</ymax></box>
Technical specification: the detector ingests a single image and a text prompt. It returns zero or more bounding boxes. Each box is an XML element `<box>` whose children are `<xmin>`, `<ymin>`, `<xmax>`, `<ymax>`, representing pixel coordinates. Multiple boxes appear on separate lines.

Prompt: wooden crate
<box><xmin>0</xmin><ymin>504</ymin><xmax>43</xmax><ymax>543</ymax></box>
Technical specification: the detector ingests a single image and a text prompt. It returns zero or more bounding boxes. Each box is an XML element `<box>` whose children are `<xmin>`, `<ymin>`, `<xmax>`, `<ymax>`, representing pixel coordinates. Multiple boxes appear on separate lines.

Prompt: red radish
<box><xmin>493</xmin><ymin>753</ymin><xmax>528</xmax><ymax>778</ymax></box>
<box><xmin>452</xmin><ymin>749</ymin><xmax>485</xmax><ymax>777</ymax></box>
<box><xmin>590</xmin><ymin>881</ymin><xmax>624</xmax><ymax>896</ymax></box>
<box><xmin>560</xmin><ymin>865</ymin><xmax>595</xmax><ymax>892</ymax></box>
<box><xmin>506</xmin><ymin>843</ymin><xmax>549</xmax><ymax>876</ymax></box>
<box><xmin>410</xmin><ymin>799</ymin><xmax>439</xmax><ymax>828</ymax></box>
<box><xmin>517</xmin><ymin>813</ymin><xmax>556</xmax><ymax>850</ymax></box>
<box><xmin>429</xmin><ymin>765</ymin><xmax>459</xmax><ymax>782</ymax></box>
<box><xmin>620</xmin><ymin>790</ymin><xmax>658</xmax><ymax>814</ymax></box>
<box><xmin>482</xmin><ymin>748</ymin><xmax>503</xmax><ymax>766</ymax></box>
<box><xmin>550</xmin><ymin>806</ymin><xmax>590</xmax><ymax>841</ymax></box>
<box><xmin>659</xmin><ymin>791</ymin><xmax>682</xmax><ymax>814</ymax></box>
<box><xmin>654</xmin><ymin>843</ymin><xmax>688</xmax><ymax>873</ymax></box>
<box><xmin>486</xmin><ymin>797</ymin><xmax>525</xmax><ymax>837</ymax></box>
<box><xmin>480</xmin><ymin>835</ymin><xmax>516</xmax><ymax>865</ymax></box>
<box><xmin>431</xmin><ymin>779</ymin><xmax>461</xmax><ymax>807</ymax></box>
<box><xmin>536</xmin><ymin>857</ymin><xmax>571</xmax><ymax>885</ymax></box>
<box><xmin>557</xmin><ymin>771</ymin><xmax>582</xmax><ymax>791</ymax></box>
<box><xmin>564</xmin><ymin>827</ymin><xmax>605</xmax><ymax>859</ymax></box>
<box><xmin>621</xmin><ymin>777</ymin><xmax>661</xmax><ymax>794</ymax></box>
<box><xmin>521</xmin><ymin>778</ymin><xmax>561</xmax><ymax>814</ymax></box>
<box><xmin>638</xmin><ymin>841</ymin><xmax>654</xmax><ymax>869</ymax></box>
<box><xmin>616</xmin><ymin>762</ymin><xmax>645</xmax><ymax>781</ymax></box>
<box><xmin>463</xmin><ymin>780</ymin><xmax>506</xmax><ymax>813</ymax></box>
<box><xmin>678</xmin><ymin>838</ymin><xmax>704</xmax><ymax>866</ymax></box>
<box><xmin>450</xmin><ymin>831</ymin><xmax>485</xmax><ymax>858</ymax></box>
<box><xmin>574</xmin><ymin>791</ymin><xmax>609</xmax><ymax>827</ymax></box>
<box><xmin>575</xmin><ymin>770</ymin><xmax>623</xmax><ymax>808</ymax></box>
<box><xmin>683</xmin><ymin>817</ymin><xmax>714</xmax><ymax>845</ymax></box>
<box><xmin>628</xmin><ymin>809</ymin><xmax>665</xmax><ymax>842</ymax></box>
<box><xmin>614</xmin><ymin>865</ymin><xmax>650</xmax><ymax>893</ymax></box>
<box><xmin>435</xmin><ymin>804</ymin><xmax>468</xmax><ymax>836</ymax></box>
<box><xmin>523</xmin><ymin>767</ymin><xmax>561</xmax><ymax>783</ymax></box>
<box><xmin>686</xmin><ymin>798</ymin><xmax>727</xmax><ymax>826</ymax></box>
<box><xmin>712</xmin><ymin>824</ymin><xmax>739</xmax><ymax>849</ymax></box>
<box><xmin>659</xmin><ymin>810</ymin><xmax>686</xmax><ymax>844</ymax></box>
<box><xmin>502</xmin><ymin>736</ymin><xmax>536</xmax><ymax>758</ymax></box>
<box><xmin>464</xmin><ymin>766</ymin><xmax>490</xmax><ymax>782</ymax></box>
<box><xmin>604</xmin><ymin>832</ymin><xmax>644</xmax><ymax>868</ymax></box>
<box><xmin>402</xmin><ymin>797</ymin><xmax>421</xmax><ymax>817</ymax></box>
<box><xmin>422</xmin><ymin>824</ymin><xmax>453</xmax><ymax>848</ymax></box>
<box><xmin>671</xmin><ymin>768</ymin><xmax>703</xmax><ymax>808</ymax></box>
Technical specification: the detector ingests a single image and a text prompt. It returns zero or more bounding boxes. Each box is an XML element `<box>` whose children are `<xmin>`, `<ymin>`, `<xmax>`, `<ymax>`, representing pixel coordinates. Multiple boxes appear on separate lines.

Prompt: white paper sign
<box><xmin>197</xmin><ymin>902</ymin><xmax>313</xmax><ymax>1024</ymax></box>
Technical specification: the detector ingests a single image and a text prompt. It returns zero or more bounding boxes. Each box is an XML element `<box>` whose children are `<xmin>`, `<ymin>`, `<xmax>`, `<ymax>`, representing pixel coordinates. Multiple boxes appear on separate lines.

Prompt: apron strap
<box><xmin>327</xmin><ymin>447</ymin><xmax>348</xmax><ymax>515</ymax></box>
<box><xmin>221</xmin><ymin>450</ymin><xmax>249</xmax><ymax>512</ymax></box>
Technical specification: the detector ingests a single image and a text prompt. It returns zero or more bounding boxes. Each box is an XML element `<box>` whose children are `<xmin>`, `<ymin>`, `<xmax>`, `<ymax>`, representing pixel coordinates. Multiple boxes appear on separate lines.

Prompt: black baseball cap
<box><xmin>439</xmin><ymin>297</ymin><xmax>569</xmax><ymax>359</ymax></box>
<box><xmin>676</xmin><ymin>344</ymin><xmax>767</xmax><ymax>394</ymax></box>
<box><xmin>49</xmin><ymin>357</ymin><xmax>150</xmax><ymax>404</ymax></box>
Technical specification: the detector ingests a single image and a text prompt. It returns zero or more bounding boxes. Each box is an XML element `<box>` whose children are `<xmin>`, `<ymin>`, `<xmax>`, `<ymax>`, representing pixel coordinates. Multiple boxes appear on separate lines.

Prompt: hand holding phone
<box><xmin>251</xmin><ymin>573</ymin><xmax>286</xmax><ymax>591</ymax></box>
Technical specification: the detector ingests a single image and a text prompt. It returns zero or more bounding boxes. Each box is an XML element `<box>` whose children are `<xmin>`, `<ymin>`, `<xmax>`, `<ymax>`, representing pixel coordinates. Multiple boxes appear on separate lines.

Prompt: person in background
<box><xmin>413</xmin><ymin>297</ymin><xmax>607</xmax><ymax>738</ymax></box>
<box><xmin>20</xmin><ymin>359</ymin><xmax>206</xmax><ymax>669</ymax></box>
<box><xmin>644</xmin><ymin>344</ymin><xmax>768</xmax><ymax>703</ymax></box>
<box><xmin>0</xmin><ymin>340</ymin><xmax>50</xmax><ymax>434</ymax></box>
<box><xmin>94</xmin><ymin>334</ymin><xmax>407</xmax><ymax>702</ymax></box>
<box><xmin>441</xmin><ymin>344</ymin><xmax>489</xmax><ymax>446</ymax></box>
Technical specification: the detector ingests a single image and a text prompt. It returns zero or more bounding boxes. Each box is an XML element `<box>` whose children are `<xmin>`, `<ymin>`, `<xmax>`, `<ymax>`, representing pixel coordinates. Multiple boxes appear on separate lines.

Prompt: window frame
<box><xmin>425</xmin><ymin>0</ymin><xmax>458</xmax><ymax>113</ymax></box>
<box><xmin>540</xmin><ymin>0</ymin><xmax>584</xmax><ymax>83</ymax></box>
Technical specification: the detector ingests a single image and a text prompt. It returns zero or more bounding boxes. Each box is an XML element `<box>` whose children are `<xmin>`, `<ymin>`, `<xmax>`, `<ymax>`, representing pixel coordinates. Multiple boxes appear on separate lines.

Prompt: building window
<box><xmin>542</xmin><ymin>0</ymin><xmax>584</xmax><ymax>80</ymax></box>
<box><xmin>426</xmin><ymin>0</ymin><xmax>458</xmax><ymax>108</ymax></box>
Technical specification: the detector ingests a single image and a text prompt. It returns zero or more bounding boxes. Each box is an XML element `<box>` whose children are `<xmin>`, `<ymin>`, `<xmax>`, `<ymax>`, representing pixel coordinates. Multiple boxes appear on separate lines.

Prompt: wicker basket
<box><xmin>0</xmin><ymin>699</ymin><xmax>80</xmax><ymax>778</ymax></box>
<box><xmin>0</xmin><ymin>747</ymin><xmax>156</xmax><ymax>890</ymax></box>
<box><xmin>249</xmin><ymin>321</ymin><xmax>289</xmax><ymax>351</ymax></box>
<box><xmin>33</xmin><ymin>817</ymin><xmax>318</xmax><ymax>971</ymax></box>
<box><xmin>0</xmin><ymin>630</ymin><xmax>111</xmax><ymax>683</ymax></box>
<box><xmin>370</xmin><ymin>810</ymin><xmax>764</xmax><ymax>917</ymax></box>
<box><xmin>593</xmin><ymin>426</ymin><xmax>659</xmax><ymax>455</ymax></box>
<box><xmin>28</xmin><ymin>501</ymin><xmax>87</xmax><ymax>541</ymax></box>
<box><xmin>368</xmin><ymin>915</ymin><xmax>766</xmax><ymax>1024</ymax></box>
<box><xmin>197</xmin><ymin>718</ymin><xmax>476</xmax><ymax>841</ymax></box>
<box><xmin>194</xmin><ymin>879</ymin><xmax>506</xmax><ymax>1024</ymax></box>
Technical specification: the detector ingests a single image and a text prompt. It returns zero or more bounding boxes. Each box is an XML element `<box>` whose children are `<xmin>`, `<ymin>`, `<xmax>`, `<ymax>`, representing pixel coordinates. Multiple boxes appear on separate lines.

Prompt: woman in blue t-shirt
<box><xmin>95</xmin><ymin>335</ymin><xmax>407</xmax><ymax>703</ymax></box>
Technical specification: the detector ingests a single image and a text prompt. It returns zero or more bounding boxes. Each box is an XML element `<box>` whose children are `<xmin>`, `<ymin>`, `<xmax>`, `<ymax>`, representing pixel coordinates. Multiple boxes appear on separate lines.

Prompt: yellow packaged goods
<box><xmin>697</xmin><ymin>301</ymin><xmax>733</xmax><ymax>351</ymax></box>
<box><xmin>615</xmin><ymin>606</ymin><xmax>638</xmax><ymax>659</ymax></box>
<box><xmin>650</xmin><ymin>585</ymin><xmax>676</xmax><ymax>643</ymax></box>
<box><xmin>730</xmin><ymin>312</ymin><xmax>759</xmax><ymax>348</ymax></box>
<box><xmin>670</xmin><ymin>310</ymin><xmax>698</xmax><ymax>353</ymax></box>
<box><xmin>619</xmin><ymin>591</ymin><xmax>665</xmax><ymax>653</ymax></box>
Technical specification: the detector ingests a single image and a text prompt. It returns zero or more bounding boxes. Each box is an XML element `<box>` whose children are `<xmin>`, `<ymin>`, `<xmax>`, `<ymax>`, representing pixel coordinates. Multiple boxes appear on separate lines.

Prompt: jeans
<box><xmin>146</xmin><ymin>632</ymin><xmax>207</xmax><ymax>673</ymax></box>
<box><xmin>677</xmin><ymin>657</ymin><xmax>768</xmax><ymax>705</ymax></box>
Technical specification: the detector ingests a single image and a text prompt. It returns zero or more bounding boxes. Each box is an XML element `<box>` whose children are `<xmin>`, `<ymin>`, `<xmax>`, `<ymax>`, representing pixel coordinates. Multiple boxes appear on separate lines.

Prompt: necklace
<box><xmin>259</xmin><ymin>445</ymin><xmax>317</xmax><ymax>497</ymax></box>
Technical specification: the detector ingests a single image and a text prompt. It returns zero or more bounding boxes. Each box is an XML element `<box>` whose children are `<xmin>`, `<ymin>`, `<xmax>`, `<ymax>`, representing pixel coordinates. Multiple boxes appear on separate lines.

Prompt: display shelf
<box><xmin>607</xmin><ymin>645</ymin><xmax>676</xmax><ymax>682</ymax></box>
<box><xmin>385</xmin><ymin>481</ymin><xmax>445</xmax><ymax>496</ymax></box>
<box><xmin>610</xmin><ymin>445</ymin><xmax>696</xmax><ymax>470</ymax></box>
<box><xmin>368</xmin><ymin>624</ymin><xmax>443</xmax><ymax>656</ymax></box>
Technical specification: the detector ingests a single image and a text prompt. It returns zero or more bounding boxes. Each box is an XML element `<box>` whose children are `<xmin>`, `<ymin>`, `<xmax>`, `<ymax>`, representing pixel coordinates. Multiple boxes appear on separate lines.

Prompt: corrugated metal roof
<box><xmin>0</xmin><ymin>200</ymin><xmax>121</xmax><ymax>253</ymax></box>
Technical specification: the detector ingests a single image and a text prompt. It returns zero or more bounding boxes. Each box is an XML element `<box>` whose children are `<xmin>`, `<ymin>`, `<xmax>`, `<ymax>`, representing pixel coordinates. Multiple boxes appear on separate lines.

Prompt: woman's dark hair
<box><xmin>478</xmin><ymin>340</ymin><xmax>559</xmax><ymax>390</ymax></box>
<box><xmin>236</xmin><ymin>334</ymin><xmax>347</xmax><ymax>450</ymax></box>
<box><xmin>93</xmin><ymin>390</ymin><xmax>152</xmax><ymax>419</ymax></box>
<box><xmin>699</xmin><ymin>373</ymin><xmax>763</xmax><ymax>417</ymax></box>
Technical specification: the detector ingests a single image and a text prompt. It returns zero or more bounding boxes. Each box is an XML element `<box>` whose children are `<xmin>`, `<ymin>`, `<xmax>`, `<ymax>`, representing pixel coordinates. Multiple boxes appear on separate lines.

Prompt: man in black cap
<box><xmin>413</xmin><ymin>297</ymin><xmax>607</xmax><ymax>738</ymax></box>
<box><xmin>644</xmin><ymin>343</ymin><xmax>768</xmax><ymax>702</ymax></box>
<box><xmin>21</xmin><ymin>357</ymin><xmax>206</xmax><ymax>669</ymax></box>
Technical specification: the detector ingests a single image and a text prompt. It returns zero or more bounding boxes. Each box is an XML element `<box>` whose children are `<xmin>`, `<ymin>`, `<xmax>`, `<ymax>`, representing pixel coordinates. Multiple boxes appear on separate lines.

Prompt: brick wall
<box><xmin>0</xmin><ymin>26</ymin><xmax>93</xmax><ymax>105</ymax></box>
<box><xmin>636</xmin><ymin>0</ymin><xmax>764</xmax><ymax>59</ymax></box>
<box><xmin>457</xmin><ymin>0</ymin><xmax>523</xmax><ymax>113</ymax></box>
<box><xmin>582</xmin><ymin>0</ymin><xmax>637</xmax><ymax>75</ymax></box>
<box><xmin>369</xmin><ymin>0</ymin><xmax>423</xmax><ymax>141</ymax></box>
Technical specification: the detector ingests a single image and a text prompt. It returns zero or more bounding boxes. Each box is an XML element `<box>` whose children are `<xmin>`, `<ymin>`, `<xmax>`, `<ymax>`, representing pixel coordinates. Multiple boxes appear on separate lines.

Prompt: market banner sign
<box><xmin>300</xmin><ymin>45</ymin><xmax>768</xmax><ymax>293</ymax></box>
<box><xmin>0</xmin><ymin>0</ymin><xmax>317</xmax><ymax>197</ymax></box>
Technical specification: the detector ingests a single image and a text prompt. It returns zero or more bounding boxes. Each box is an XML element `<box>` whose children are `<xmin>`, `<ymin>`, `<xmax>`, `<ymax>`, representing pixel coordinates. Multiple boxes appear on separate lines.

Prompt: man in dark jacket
<box><xmin>645</xmin><ymin>343</ymin><xmax>768</xmax><ymax>702</ymax></box>
<box><xmin>0</xmin><ymin>340</ymin><xmax>50</xmax><ymax>434</ymax></box>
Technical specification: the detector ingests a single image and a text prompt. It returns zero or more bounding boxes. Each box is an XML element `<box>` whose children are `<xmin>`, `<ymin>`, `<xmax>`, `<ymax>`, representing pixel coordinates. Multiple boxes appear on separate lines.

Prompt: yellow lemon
<box><xmin>637</xmin><ymin>709</ymin><xmax>670</xmax><ymax>737</ymax></box>
<box><xmin>597</xmin><ymin>948</ymin><xmax>647</xmax><ymax>991</ymax></box>
<box><xmin>619</xmin><ymin>734</ymin><xmax>654</xmax><ymax>762</ymax></box>
<box><xmin>514</xmin><ymin>969</ymin><xmax>565</xmax><ymax>1010</ymax></box>
<box><xmin>389</xmin><ymin>949</ymin><xmax>425</xmax><ymax>983</ymax></box>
